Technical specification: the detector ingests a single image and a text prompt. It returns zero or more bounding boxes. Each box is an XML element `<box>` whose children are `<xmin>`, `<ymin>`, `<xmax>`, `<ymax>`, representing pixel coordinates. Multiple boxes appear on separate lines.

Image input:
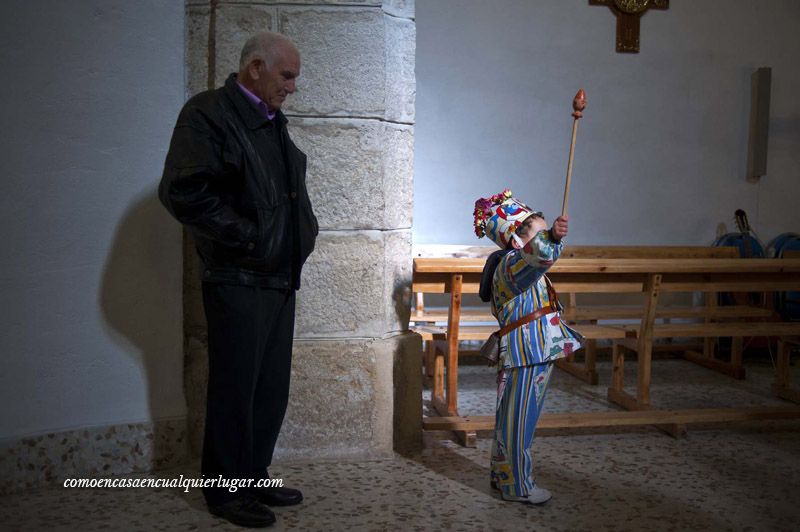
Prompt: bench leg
<box><xmin>610</xmin><ymin>275</ymin><xmax>684</xmax><ymax>437</ymax></box>
<box><xmin>703</xmin><ymin>292</ymin><xmax>717</xmax><ymax>358</ymax></box>
<box><xmin>445</xmin><ymin>274</ymin><xmax>462</xmax><ymax>417</ymax></box>
<box><xmin>611</xmin><ymin>341</ymin><xmax>625</xmax><ymax>392</ymax></box>
<box><xmin>554</xmin><ymin>320</ymin><xmax>599</xmax><ymax>385</ymax></box>
<box><xmin>555</xmin><ymin>344</ymin><xmax>599</xmax><ymax>384</ymax></box>
<box><xmin>635</xmin><ymin>345</ymin><xmax>685</xmax><ymax>438</ymax></box>
<box><xmin>730</xmin><ymin>336</ymin><xmax>745</xmax><ymax>378</ymax></box>
<box><xmin>445</xmin><ymin>341</ymin><xmax>458</xmax><ymax>416</ymax></box>
<box><xmin>586</xmin><ymin>338</ymin><xmax>598</xmax><ymax>378</ymax></box>
<box><xmin>657</xmin><ymin>422</ymin><xmax>688</xmax><ymax>438</ymax></box>
<box><xmin>432</xmin><ymin>342</ymin><xmax>446</xmax><ymax>412</ymax></box>
<box><xmin>607</xmin><ymin>342</ymin><xmax>687</xmax><ymax>437</ymax></box>
<box><xmin>775</xmin><ymin>339</ymin><xmax>790</xmax><ymax>389</ymax></box>
<box><xmin>455</xmin><ymin>430</ymin><xmax>477</xmax><ymax>448</ymax></box>
<box><xmin>424</xmin><ymin>341</ymin><xmax>435</xmax><ymax>378</ymax></box>
<box><xmin>683</xmin><ymin>293</ymin><xmax>746</xmax><ymax>380</ymax></box>
<box><xmin>637</xmin><ymin>340</ymin><xmax>652</xmax><ymax>408</ymax></box>
<box><xmin>608</xmin><ymin>342</ymin><xmax>643</xmax><ymax>410</ymax></box>
<box><xmin>683</xmin><ymin>339</ymin><xmax>746</xmax><ymax>380</ymax></box>
<box><xmin>773</xmin><ymin>339</ymin><xmax>800</xmax><ymax>403</ymax></box>
<box><xmin>635</xmin><ymin>273</ymin><xmax>662</xmax><ymax>409</ymax></box>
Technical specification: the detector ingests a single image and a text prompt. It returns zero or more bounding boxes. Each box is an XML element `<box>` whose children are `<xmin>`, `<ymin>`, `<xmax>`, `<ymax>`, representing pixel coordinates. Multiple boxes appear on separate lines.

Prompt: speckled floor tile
<box><xmin>2</xmin><ymin>358</ymin><xmax>799</xmax><ymax>531</ymax></box>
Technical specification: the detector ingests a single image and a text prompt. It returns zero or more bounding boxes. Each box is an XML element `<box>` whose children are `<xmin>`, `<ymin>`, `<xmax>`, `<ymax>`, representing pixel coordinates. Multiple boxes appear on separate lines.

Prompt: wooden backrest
<box><xmin>559</xmin><ymin>247</ymin><xmax>737</xmax><ymax>303</ymax></box>
<box><xmin>412</xmin><ymin>246</ymin><xmax>740</xmax><ymax>297</ymax></box>
<box><xmin>413</xmin><ymin>245</ymin><xmax>494</xmax><ymax>258</ymax></box>
<box><xmin>560</xmin><ymin>246</ymin><xmax>738</xmax><ymax>259</ymax></box>
<box><xmin>414</xmin><ymin>245</ymin><xmax>739</xmax><ymax>260</ymax></box>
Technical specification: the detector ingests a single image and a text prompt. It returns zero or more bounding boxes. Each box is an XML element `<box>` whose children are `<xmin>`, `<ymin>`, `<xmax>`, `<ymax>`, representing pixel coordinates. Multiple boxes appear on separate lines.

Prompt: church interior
<box><xmin>2</xmin><ymin>1</ymin><xmax>799</xmax><ymax>530</ymax></box>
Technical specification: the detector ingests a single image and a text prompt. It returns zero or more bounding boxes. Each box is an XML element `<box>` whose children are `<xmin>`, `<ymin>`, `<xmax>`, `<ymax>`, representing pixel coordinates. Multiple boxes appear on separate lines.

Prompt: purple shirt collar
<box><xmin>236</xmin><ymin>81</ymin><xmax>276</xmax><ymax>121</ymax></box>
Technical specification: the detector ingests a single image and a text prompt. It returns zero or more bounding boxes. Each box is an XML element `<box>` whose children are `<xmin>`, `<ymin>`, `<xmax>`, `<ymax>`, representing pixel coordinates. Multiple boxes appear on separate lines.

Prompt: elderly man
<box><xmin>160</xmin><ymin>32</ymin><xmax>318</xmax><ymax>528</ymax></box>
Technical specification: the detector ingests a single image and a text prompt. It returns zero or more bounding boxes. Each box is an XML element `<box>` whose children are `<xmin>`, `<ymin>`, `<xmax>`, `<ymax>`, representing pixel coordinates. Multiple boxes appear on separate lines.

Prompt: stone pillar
<box><xmin>184</xmin><ymin>0</ymin><xmax>420</xmax><ymax>460</ymax></box>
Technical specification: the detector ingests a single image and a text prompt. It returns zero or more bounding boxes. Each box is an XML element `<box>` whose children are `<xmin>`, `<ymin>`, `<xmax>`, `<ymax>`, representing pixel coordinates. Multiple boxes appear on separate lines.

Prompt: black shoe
<box><xmin>251</xmin><ymin>485</ymin><xmax>304</xmax><ymax>507</ymax></box>
<box><xmin>209</xmin><ymin>497</ymin><xmax>276</xmax><ymax>528</ymax></box>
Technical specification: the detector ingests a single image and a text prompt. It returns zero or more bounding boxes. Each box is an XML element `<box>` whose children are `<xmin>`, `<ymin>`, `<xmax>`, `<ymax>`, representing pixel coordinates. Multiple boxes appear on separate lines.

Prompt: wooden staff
<box><xmin>562</xmin><ymin>89</ymin><xmax>586</xmax><ymax>217</ymax></box>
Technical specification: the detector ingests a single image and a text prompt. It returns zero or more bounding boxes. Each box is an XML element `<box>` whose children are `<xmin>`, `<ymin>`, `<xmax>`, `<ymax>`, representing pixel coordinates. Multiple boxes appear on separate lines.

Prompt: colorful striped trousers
<box><xmin>490</xmin><ymin>362</ymin><xmax>554</xmax><ymax>497</ymax></box>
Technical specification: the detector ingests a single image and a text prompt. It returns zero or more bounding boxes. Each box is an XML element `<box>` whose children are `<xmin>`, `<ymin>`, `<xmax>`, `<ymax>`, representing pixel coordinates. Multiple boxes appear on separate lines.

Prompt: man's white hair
<box><xmin>239</xmin><ymin>31</ymin><xmax>296</xmax><ymax>70</ymax></box>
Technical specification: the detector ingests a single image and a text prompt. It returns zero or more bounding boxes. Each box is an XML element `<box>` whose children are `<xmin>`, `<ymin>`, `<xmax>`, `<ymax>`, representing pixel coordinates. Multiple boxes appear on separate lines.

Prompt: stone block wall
<box><xmin>184</xmin><ymin>0</ymin><xmax>419</xmax><ymax>460</ymax></box>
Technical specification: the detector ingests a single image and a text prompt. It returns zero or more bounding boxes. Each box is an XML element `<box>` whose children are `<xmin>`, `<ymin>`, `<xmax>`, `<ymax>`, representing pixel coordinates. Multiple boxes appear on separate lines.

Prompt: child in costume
<box><xmin>474</xmin><ymin>189</ymin><xmax>583</xmax><ymax>505</ymax></box>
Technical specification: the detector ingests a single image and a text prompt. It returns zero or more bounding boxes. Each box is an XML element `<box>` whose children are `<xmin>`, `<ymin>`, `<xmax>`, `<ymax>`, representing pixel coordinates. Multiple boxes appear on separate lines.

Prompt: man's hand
<box><xmin>550</xmin><ymin>215</ymin><xmax>569</xmax><ymax>241</ymax></box>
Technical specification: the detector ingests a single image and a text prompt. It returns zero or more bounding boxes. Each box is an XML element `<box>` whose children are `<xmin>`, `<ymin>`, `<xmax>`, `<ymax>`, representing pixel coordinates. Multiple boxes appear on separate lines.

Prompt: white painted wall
<box><xmin>0</xmin><ymin>1</ymin><xmax>185</xmax><ymax>439</ymax></box>
<box><xmin>415</xmin><ymin>0</ymin><xmax>800</xmax><ymax>246</ymax></box>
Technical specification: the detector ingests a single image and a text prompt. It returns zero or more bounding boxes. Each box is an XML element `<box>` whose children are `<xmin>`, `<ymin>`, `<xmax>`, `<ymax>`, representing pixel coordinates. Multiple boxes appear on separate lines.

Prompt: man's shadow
<box><xmin>99</xmin><ymin>189</ymin><xmax>191</xmax><ymax>472</ymax></box>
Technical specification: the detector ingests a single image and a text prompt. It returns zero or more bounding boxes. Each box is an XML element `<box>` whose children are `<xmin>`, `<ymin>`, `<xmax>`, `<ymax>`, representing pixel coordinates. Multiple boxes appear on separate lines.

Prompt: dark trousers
<box><xmin>200</xmin><ymin>282</ymin><xmax>296</xmax><ymax>506</ymax></box>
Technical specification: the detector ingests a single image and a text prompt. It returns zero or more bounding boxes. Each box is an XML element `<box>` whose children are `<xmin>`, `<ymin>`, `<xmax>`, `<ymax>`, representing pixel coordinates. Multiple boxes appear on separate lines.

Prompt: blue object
<box><xmin>712</xmin><ymin>233</ymin><xmax>765</xmax><ymax>258</ymax></box>
<box><xmin>767</xmin><ymin>233</ymin><xmax>800</xmax><ymax>321</ymax></box>
<box><xmin>712</xmin><ymin>233</ymin><xmax>765</xmax><ymax>306</ymax></box>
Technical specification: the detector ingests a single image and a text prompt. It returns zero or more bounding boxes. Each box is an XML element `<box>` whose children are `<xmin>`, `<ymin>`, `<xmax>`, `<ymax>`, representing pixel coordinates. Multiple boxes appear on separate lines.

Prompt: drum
<box><xmin>712</xmin><ymin>232</ymin><xmax>765</xmax><ymax>259</ymax></box>
<box><xmin>712</xmin><ymin>232</ymin><xmax>765</xmax><ymax>306</ymax></box>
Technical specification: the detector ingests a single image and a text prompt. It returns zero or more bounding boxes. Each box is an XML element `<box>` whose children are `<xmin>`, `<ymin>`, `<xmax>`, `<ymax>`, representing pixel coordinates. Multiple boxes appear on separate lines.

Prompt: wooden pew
<box><xmin>412</xmin><ymin>246</ymin><xmax>757</xmax><ymax>386</ymax></box>
<box><xmin>414</xmin><ymin>255</ymin><xmax>800</xmax><ymax>440</ymax></box>
<box><xmin>559</xmin><ymin>258</ymin><xmax>800</xmax><ymax>437</ymax></box>
<box><xmin>555</xmin><ymin>246</ymin><xmax>748</xmax><ymax>384</ymax></box>
<box><xmin>771</xmin><ymin>250</ymin><xmax>800</xmax><ymax>403</ymax></box>
<box><xmin>411</xmin><ymin>246</ymin><xmax>493</xmax><ymax>385</ymax></box>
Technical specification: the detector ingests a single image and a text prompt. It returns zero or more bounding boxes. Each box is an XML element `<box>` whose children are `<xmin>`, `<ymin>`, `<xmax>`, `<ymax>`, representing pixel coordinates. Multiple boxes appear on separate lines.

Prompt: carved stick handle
<box><xmin>562</xmin><ymin>89</ymin><xmax>586</xmax><ymax>217</ymax></box>
<box><xmin>562</xmin><ymin>120</ymin><xmax>579</xmax><ymax>217</ymax></box>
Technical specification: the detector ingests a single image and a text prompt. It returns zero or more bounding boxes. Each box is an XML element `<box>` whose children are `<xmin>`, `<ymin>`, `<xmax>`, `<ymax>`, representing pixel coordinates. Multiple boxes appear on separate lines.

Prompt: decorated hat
<box><xmin>473</xmin><ymin>189</ymin><xmax>537</xmax><ymax>249</ymax></box>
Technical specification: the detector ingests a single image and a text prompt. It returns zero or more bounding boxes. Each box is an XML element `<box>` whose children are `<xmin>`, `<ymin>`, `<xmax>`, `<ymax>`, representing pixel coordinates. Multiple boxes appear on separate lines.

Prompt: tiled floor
<box><xmin>2</xmin><ymin>357</ymin><xmax>799</xmax><ymax>531</ymax></box>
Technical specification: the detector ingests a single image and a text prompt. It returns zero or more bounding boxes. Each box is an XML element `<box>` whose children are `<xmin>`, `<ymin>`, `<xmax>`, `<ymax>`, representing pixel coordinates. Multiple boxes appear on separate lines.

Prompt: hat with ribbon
<box><xmin>473</xmin><ymin>189</ymin><xmax>538</xmax><ymax>249</ymax></box>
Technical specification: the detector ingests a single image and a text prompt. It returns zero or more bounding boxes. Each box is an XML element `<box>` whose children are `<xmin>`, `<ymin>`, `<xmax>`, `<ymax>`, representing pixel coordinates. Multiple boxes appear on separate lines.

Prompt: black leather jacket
<box><xmin>159</xmin><ymin>74</ymin><xmax>318</xmax><ymax>290</ymax></box>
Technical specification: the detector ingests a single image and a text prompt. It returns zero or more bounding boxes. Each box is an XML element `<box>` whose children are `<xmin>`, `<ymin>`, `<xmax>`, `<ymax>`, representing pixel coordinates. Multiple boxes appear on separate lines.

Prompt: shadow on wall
<box><xmin>99</xmin><ymin>190</ymin><xmax>189</xmax><ymax>471</ymax></box>
<box><xmin>393</xmin><ymin>281</ymin><xmax>412</xmax><ymax>333</ymax></box>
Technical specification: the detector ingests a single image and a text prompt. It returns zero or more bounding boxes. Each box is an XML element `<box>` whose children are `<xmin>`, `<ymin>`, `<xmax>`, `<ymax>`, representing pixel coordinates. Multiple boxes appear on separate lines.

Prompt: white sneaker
<box><xmin>501</xmin><ymin>486</ymin><xmax>552</xmax><ymax>505</ymax></box>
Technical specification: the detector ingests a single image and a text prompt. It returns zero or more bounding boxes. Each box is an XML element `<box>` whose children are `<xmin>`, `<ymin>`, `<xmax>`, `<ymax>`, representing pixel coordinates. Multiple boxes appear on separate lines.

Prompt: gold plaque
<box><xmin>614</xmin><ymin>0</ymin><xmax>650</xmax><ymax>14</ymax></box>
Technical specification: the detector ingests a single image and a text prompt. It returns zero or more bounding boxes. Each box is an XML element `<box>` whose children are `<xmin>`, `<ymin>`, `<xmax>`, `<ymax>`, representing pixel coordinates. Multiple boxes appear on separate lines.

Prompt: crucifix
<box><xmin>590</xmin><ymin>0</ymin><xmax>669</xmax><ymax>53</ymax></box>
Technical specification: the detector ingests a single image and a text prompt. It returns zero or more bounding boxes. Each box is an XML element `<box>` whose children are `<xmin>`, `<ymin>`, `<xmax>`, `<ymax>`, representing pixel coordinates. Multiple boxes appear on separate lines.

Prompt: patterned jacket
<box><xmin>492</xmin><ymin>230</ymin><xmax>583</xmax><ymax>368</ymax></box>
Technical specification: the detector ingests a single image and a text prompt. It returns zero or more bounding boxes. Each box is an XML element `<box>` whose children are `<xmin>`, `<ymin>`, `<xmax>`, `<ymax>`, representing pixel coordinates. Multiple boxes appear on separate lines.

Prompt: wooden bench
<box><xmin>555</xmin><ymin>246</ymin><xmax>758</xmax><ymax>385</ymax></box>
<box><xmin>771</xmin><ymin>250</ymin><xmax>800</xmax><ymax>403</ymax></box>
<box><xmin>559</xmin><ymin>258</ymin><xmax>800</xmax><ymax>437</ymax></box>
<box><xmin>416</xmin><ymin>324</ymin><xmax>630</xmax><ymax>425</ymax></box>
<box><xmin>412</xmin><ymin>246</ymin><xmax>768</xmax><ymax>386</ymax></box>
<box><xmin>411</xmin><ymin>245</ymin><xmax>494</xmax><ymax>384</ymax></box>
<box><xmin>411</xmin><ymin>245</ymin><xmax>760</xmax><ymax>395</ymax></box>
<box><xmin>414</xmin><ymin>255</ymin><xmax>800</xmax><ymax>441</ymax></box>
